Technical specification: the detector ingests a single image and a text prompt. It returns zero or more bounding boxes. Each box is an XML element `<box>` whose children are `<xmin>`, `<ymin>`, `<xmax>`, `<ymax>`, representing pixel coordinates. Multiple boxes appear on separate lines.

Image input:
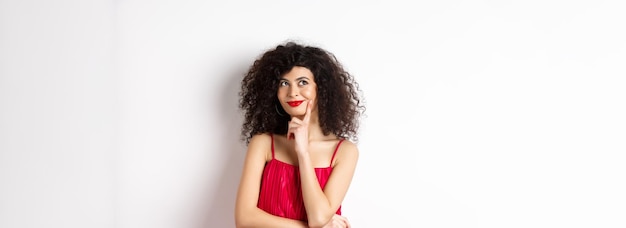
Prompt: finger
<box><xmin>288</xmin><ymin>117</ymin><xmax>304</xmax><ymax>140</ymax></box>
<box><xmin>287</xmin><ymin>121</ymin><xmax>296</xmax><ymax>140</ymax></box>
<box><xmin>287</xmin><ymin>132</ymin><xmax>293</xmax><ymax>140</ymax></box>
<box><xmin>290</xmin><ymin>117</ymin><xmax>302</xmax><ymax>125</ymax></box>
<box><xmin>335</xmin><ymin>215</ymin><xmax>349</xmax><ymax>228</ymax></box>
<box><xmin>337</xmin><ymin>220</ymin><xmax>348</xmax><ymax>228</ymax></box>
<box><xmin>287</xmin><ymin>117</ymin><xmax>302</xmax><ymax>139</ymax></box>
<box><xmin>303</xmin><ymin>99</ymin><xmax>313</xmax><ymax>123</ymax></box>
<box><xmin>337</xmin><ymin>215</ymin><xmax>348</xmax><ymax>223</ymax></box>
<box><xmin>331</xmin><ymin>219</ymin><xmax>343</xmax><ymax>228</ymax></box>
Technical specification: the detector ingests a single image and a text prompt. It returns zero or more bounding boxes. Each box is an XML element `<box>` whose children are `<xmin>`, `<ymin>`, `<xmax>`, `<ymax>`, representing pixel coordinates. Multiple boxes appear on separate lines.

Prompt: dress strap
<box><xmin>270</xmin><ymin>133</ymin><xmax>275</xmax><ymax>159</ymax></box>
<box><xmin>330</xmin><ymin>139</ymin><xmax>344</xmax><ymax>166</ymax></box>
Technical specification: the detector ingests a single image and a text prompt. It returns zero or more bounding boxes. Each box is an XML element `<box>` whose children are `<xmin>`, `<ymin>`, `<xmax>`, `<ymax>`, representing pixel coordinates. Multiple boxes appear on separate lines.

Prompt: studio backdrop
<box><xmin>1</xmin><ymin>0</ymin><xmax>625</xmax><ymax>227</ymax></box>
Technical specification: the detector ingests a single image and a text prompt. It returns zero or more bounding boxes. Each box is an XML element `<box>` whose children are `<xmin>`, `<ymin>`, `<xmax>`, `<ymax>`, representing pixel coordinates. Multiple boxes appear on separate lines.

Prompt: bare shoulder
<box><xmin>249</xmin><ymin>133</ymin><xmax>272</xmax><ymax>146</ymax></box>
<box><xmin>338</xmin><ymin>140</ymin><xmax>358</xmax><ymax>152</ymax></box>
<box><xmin>335</xmin><ymin>139</ymin><xmax>359</xmax><ymax>164</ymax></box>
<box><xmin>247</xmin><ymin>133</ymin><xmax>272</xmax><ymax>161</ymax></box>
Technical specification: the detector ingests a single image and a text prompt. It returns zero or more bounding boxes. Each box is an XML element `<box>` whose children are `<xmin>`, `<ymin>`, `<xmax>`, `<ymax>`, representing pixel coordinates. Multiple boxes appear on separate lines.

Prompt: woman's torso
<box><xmin>257</xmin><ymin>134</ymin><xmax>343</xmax><ymax>221</ymax></box>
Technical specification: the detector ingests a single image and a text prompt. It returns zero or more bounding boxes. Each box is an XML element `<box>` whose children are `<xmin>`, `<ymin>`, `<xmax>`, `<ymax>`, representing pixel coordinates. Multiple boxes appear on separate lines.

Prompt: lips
<box><xmin>286</xmin><ymin>100</ymin><xmax>304</xmax><ymax>107</ymax></box>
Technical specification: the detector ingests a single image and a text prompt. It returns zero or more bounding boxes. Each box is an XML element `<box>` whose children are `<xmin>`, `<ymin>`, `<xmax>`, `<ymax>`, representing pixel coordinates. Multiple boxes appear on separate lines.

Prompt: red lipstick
<box><xmin>287</xmin><ymin>100</ymin><xmax>304</xmax><ymax>107</ymax></box>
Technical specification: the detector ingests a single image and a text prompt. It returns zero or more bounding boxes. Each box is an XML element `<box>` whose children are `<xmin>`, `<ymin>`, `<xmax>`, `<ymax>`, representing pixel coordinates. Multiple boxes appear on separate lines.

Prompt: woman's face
<box><xmin>277</xmin><ymin>66</ymin><xmax>317</xmax><ymax>118</ymax></box>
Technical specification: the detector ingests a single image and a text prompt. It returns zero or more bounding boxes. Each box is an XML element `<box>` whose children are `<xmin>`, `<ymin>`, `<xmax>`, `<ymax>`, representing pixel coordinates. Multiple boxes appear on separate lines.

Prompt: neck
<box><xmin>307</xmin><ymin>122</ymin><xmax>326</xmax><ymax>141</ymax></box>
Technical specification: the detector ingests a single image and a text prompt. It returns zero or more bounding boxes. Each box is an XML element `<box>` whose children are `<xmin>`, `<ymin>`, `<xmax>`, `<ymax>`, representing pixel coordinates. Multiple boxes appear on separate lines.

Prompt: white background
<box><xmin>1</xmin><ymin>0</ymin><xmax>625</xmax><ymax>227</ymax></box>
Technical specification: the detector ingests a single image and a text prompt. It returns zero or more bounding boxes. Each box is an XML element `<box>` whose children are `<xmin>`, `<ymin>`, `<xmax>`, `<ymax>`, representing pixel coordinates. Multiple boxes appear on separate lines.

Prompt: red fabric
<box><xmin>257</xmin><ymin>134</ymin><xmax>343</xmax><ymax>221</ymax></box>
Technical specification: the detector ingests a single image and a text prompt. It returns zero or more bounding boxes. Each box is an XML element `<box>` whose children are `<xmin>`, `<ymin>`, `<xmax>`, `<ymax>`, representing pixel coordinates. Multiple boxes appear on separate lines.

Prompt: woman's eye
<box><xmin>279</xmin><ymin>81</ymin><xmax>288</xmax><ymax>87</ymax></box>
<box><xmin>298</xmin><ymin>80</ymin><xmax>308</xmax><ymax>86</ymax></box>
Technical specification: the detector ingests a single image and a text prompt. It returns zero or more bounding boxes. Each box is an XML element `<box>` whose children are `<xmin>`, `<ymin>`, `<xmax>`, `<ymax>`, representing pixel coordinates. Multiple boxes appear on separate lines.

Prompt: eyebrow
<box><xmin>280</xmin><ymin>76</ymin><xmax>311</xmax><ymax>81</ymax></box>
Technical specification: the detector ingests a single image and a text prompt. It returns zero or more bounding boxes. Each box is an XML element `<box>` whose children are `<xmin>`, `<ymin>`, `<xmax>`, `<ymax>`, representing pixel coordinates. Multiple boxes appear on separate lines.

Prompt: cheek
<box><xmin>301</xmin><ymin>87</ymin><xmax>316</xmax><ymax>99</ymax></box>
<box><xmin>276</xmin><ymin>88</ymin><xmax>286</xmax><ymax>99</ymax></box>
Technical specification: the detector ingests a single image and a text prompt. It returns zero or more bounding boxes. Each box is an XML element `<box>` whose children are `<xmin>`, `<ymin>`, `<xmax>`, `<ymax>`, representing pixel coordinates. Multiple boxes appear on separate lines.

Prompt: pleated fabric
<box><xmin>257</xmin><ymin>134</ymin><xmax>343</xmax><ymax>221</ymax></box>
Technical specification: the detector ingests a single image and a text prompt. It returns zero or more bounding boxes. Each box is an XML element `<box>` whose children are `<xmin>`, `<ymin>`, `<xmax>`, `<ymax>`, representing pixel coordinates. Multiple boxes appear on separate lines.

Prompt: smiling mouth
<box><xmin>287</xmin><ymin>100</ymin><xmax>304</xmax><ymax>107</ymax></box>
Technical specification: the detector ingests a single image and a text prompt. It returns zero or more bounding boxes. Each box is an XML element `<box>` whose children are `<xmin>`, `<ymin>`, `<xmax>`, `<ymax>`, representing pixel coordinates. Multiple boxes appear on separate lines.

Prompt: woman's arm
<box><xmin>287</xmin><ymin>101</ymin><xmax>359</xmax><ymax>228</ymax></box>
<box><xmin>234</xmin><ymin>133</ymin><xmax>308</xmax><ymax>228</ymax></box>
<box><xmin>298</xmin><ymin>141</ymin><xmax>359</xmax><ymax>228</ymax></box>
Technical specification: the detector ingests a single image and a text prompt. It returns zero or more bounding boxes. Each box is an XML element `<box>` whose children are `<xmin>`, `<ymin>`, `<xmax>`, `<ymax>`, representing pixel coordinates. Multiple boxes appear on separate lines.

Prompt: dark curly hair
<box><xmin>239</xmin><ymin>41</ymin><xmax>364</xmax><ymax>144</ymax></box>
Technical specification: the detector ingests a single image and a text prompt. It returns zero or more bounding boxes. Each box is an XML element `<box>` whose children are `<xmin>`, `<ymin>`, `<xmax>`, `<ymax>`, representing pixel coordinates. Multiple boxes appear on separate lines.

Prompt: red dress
<box><xmin>257</xmin><ymin>134</ymin><xmax>344</xmax><ymax>221</ymax></box>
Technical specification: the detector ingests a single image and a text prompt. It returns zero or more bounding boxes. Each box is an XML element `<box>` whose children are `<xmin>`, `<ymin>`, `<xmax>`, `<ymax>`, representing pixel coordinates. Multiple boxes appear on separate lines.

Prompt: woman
<box><xmin>235</xmin><ymin>41</ymin><xmax>364</xmax><ymax>228</ymax></box>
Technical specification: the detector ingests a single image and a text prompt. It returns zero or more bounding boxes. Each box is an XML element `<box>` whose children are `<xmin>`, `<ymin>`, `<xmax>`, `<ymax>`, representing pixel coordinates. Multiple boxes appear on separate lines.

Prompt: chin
<box><xmin>286</xmin><ymin>110</ymin><xmax>305</xmax><ymax>117</ymax></box>
<box><xmin>287</xmin><ymin>112</ymin><xmax>305</xmax><ymax>117</ymax></box>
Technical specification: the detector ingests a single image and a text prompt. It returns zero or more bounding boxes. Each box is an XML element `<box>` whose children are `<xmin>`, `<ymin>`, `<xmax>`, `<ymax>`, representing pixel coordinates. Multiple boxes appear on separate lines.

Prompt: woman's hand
<box><xmin>288</xmin><ymin>99</ymin><xmax>313</xmax><ymax>154</ymax></box>
<box><xmin>320</xmin><ymin>214</ymin><xmax>350</xmax><ymax>228</ymax></box>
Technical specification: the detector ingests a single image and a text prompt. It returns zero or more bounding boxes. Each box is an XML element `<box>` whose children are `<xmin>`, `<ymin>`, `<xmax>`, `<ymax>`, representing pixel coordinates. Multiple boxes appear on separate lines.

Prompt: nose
<box><xmin>288</xmin><ymin>85</ymin><xmax>299</xmax><ymax>97</ymax></box>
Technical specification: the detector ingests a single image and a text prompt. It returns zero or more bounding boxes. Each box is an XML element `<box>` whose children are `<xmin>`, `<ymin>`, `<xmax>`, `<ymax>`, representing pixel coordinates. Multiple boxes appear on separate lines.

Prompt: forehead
<box><xmin>281</xmin><ymin>66</ymin><xmax>314</xmax><ymax>80</ymax></box>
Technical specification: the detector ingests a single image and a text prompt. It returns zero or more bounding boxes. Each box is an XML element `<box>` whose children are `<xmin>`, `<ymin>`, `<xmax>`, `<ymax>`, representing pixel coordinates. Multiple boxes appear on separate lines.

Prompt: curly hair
<box><xmin>239</xmin><ymin>41</ymin><xmax>364</xmax><ymax>144</ymax></box>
